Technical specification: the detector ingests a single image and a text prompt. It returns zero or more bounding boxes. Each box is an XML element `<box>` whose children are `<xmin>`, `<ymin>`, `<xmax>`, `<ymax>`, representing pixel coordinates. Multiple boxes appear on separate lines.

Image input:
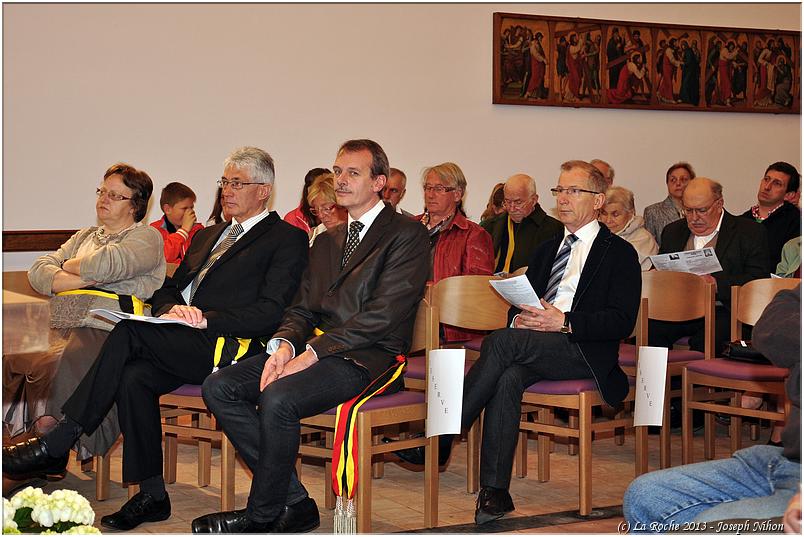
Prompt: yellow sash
<box><xmin>56</xmin><ymin>289</ymin><xmax>145</xmax><ymax>316</ymax></box>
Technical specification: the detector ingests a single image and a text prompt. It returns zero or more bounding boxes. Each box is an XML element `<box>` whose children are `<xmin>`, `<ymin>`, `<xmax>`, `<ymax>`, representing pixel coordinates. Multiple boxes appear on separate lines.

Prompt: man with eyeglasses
<box><xmin>651</xmin><ymin>177</ymin><xmax>769</xmax><ymax>354</ymax></box>
<box><xmin>3</xmin><ymin>146</ymin><xmax>309</xmax><ymax>531</ymax></box>
<box><xmin>397</xmin><ymin>160</ymin><xmax>640</xmax><ymax>525</ymax></box>
<box><xmin>382</xmin><ymin>167</ymin><xmax>413</xmax><ymax>216</ymax></box>
<box><xmin>481</xmin><ymin>173</ymin><xmax>562</xmax><ymax>275</ymax></box>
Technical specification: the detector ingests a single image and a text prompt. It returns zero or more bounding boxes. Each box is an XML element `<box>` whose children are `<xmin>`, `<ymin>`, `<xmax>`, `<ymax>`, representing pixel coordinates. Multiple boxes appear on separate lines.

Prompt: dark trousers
<box><xmin>62</xmin><ymin>320</ymin><xmax>215</xmax><ymax>483</ymax></box>
<box><xmin>462</xmin><ymin>328</ymin><xmax>593</xmax><ymax>490</ymax></box>
<box><xmin>202</xmin><ymin>353</ymin><xmax>371</xmax><ymax>523</ymax></box>
<box><xmin>648</xmin><ymin>305</ymin><xmax>731</xmax><ymax>355</ymax></box>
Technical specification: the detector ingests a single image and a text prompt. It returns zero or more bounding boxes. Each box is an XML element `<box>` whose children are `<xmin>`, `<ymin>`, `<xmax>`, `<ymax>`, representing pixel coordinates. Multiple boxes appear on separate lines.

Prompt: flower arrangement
<box><xmin>3</xmin><ymin>487</ymin><xmax>99</xmax><ymax>534</ymax></box>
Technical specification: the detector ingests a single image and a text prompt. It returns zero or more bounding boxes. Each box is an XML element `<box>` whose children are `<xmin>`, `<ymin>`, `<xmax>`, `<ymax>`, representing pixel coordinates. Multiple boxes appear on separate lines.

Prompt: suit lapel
<box><xmin>332</xmin><ymin>205</ymin><xmax>393</xmax><ymax>285</ymax></box>
<box><xmin>572</xmin><ymin>227</ymin><xmax>612</xmax><ymax>307</ymax></box>
<box><xmin>713</xmin><ymin>211</ymin><xmax>736</xmax><ymax>260</ymax></box>
<box><xmin>202</xmin><ymin>212</ymin><xmax>277</xmax><ymax>276</ymax></box>
<box><xmin>183</xmin><ymin>223</ymin><xmax>228</xmax><ymax>280</ymax></box>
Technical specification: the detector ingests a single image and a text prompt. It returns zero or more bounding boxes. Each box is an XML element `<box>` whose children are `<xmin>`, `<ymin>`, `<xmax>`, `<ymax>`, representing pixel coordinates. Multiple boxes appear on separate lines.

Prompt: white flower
<box><xmin>64</xmin><ymin>525</ymin><xmax>101</xmax><ymax>534</ymax></box>
<box><xmin>3</xmin><ymin>497</ymin><xmax>18</xmax><ymax>531</ymax></box>
<box><xmin>9</xmin><ymin>486</ymin><xmax>47</xmax><ymax>510</ymax></box>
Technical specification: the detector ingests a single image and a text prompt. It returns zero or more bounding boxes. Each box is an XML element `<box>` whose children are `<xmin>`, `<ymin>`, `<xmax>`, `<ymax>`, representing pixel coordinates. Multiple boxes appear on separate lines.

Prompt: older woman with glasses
<box><xmin>417</xmin><ymin>162</ymin><xmax>494</xmax><ymax>342</ymax></box>
<box><xmin>3</xmin><ymin>163</ymin><xmax>165</xmax><ymax>464</ymax></box>
<box><xmin>306</xmin><ymin>173</ymin><xmax>347</xmax><ymax>246</ymax></box>
<box><xmin>599</xmin><ymin>186</ymin><xmax>658</xmax><ymax>270</ymax></box>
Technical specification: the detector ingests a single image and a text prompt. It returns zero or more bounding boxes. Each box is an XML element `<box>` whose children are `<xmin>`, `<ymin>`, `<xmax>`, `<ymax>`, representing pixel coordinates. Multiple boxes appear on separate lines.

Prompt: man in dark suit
<box><xmin>481</xmin><ymin>173</ymin><xmax>563</xmax><ymax>275</ymax></box>
<box><xmin>401</xmin><ymin>160</ymin><xmax>641</xmax><ymax>525</ymax></box>
<box><xmin>2</xmin><ymin>147</ymin><xmax>309</xmax><ymax>531</ymax></box>
<box><xmin>652</xmin><ymin>177</ymin><xmax>770</xmax><ymax>353</ymax></box>
<box><xmin>191</xmin><ymin>139</ymin><xmax>430</xmax><ymax>533</ymax></box>
<box><xmin>740</xmin><ymin>161</ymin><xmax>800</xmax><ymax>270</ymax></box>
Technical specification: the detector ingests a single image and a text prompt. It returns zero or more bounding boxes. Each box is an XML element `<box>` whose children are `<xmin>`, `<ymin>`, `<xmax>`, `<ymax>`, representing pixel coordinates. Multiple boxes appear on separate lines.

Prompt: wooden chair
<box><xmin>403</xmin><ymin>275</ymin><xmax>510</xmax><ymax>494</ymax></box>
<box><xmin>158</xmin><ymin>385</ymin><xmax>237</xmax><ymax>510</ymax></box>
<box><xmin>298</xmin><ymin>299</ymin><xmax>439</xmax><ymax>533</ymax></box>
<box><xmin>619</xmin><ymin>271</ymin><xmax>715</xmax><ymax>471</ymax></box>
<box><xmin>682</xmin><ymin>278</ymin><xmax>800</xmax><ymax>464</ymax></box>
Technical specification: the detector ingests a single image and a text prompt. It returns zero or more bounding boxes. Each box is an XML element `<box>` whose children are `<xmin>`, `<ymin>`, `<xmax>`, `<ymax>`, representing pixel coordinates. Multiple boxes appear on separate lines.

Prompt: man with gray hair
<box><xmin>481</xmin><ymin>173</ymin><xmax>563</xmax><ymax>274</ymax></box>
<box><xmin>591</xmin><ymin>158</ymin><xmax>615</xmax><ymax>188</ymax></box>
<box><xmin>382</xmin><ymin>167</ymin><xmax>412</xmax><ymax>216</ymax></box>
<box><xmin>3</xmin><ymin>146</ymin><xmax>309</xmax><ymax>531</ymax></box>
<box><xmin>650</xmin><ymin>176</ymin><xmax>769</xmax><ymax>353</ymax></box>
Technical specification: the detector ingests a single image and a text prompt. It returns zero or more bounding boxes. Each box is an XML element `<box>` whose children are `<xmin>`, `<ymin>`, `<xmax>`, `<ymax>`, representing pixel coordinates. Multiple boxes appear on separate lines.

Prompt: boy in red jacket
<box><xmin>150</xmin><ymin>182</ymin><xmax>204</xmax><ymax>264</ymax></box>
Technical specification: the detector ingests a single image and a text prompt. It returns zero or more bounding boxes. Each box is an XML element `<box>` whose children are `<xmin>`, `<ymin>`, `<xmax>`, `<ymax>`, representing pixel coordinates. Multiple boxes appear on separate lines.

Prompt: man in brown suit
<box><xmin>192</xmin><ymin>139</ymin><xmax>430</xmax><ymax>533</ymax></box>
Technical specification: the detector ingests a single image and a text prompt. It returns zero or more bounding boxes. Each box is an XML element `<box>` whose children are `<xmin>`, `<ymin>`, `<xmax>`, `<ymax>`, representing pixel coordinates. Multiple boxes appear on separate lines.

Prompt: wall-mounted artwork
<box><xmin>493</xmin><ymin>13</ymin><xmax>800</xmax><ymax>114</ymax></box>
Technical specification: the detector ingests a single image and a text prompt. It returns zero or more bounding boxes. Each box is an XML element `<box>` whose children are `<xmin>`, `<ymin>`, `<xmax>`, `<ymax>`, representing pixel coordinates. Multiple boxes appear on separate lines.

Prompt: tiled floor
<box><xmin>4</xmin><ymin>423</ymin><xmax>767</xmax><ymax>534</ymax></box>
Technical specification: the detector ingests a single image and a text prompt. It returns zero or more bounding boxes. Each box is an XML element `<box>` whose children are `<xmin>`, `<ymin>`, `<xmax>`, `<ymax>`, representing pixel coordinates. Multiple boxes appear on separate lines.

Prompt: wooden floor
<box><xmin>3</xmin><ymin>423</ymin><xmax>767</xmax><ymax>534</ymax></box>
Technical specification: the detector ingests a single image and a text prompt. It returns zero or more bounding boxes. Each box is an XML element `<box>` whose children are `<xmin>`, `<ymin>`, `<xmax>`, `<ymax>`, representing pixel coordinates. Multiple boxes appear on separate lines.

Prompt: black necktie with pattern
<box><xmin>341</xmin><ymin>221</ymin><xmax>364</xmax><ymax>269</ymax></box>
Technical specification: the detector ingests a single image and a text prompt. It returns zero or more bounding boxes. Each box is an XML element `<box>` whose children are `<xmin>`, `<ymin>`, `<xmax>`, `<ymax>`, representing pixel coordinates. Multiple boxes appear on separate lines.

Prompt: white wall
<box><xmin>4</xmin><ymin>3</ymin><xmax>801</xmax><ymax>269</ymax></box>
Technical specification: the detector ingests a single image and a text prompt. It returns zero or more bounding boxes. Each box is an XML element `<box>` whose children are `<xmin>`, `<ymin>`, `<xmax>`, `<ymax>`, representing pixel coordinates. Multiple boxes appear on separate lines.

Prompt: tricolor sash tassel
<box><xmin>331</xmin><ymin>354</ymin><xmax>407</xmax><ymax>534</ymax></box>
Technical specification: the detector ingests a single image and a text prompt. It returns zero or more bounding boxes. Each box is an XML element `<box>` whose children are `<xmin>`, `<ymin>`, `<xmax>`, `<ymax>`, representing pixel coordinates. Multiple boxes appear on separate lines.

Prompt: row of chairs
<box><xmin>85</xmin><ymin>272</ymin><xmax>797</xmax><ymax>532</ymax></box>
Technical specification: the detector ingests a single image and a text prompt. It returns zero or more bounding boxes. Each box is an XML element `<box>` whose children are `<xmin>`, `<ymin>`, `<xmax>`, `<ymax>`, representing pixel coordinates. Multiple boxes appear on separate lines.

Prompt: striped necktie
<box><xmin>189</xmin><ymin>223</ymin><xmax>244</xmax><ymax>304</ymax></box>
<box><xmin>543</xmin><ymin>233</ymin><xmax>578</xmax><ymax>304</ymax></box>
<box><xmin>341</xmin><ymin>221</ymin><xmax>364</xmax><ymax>269</ymax></box>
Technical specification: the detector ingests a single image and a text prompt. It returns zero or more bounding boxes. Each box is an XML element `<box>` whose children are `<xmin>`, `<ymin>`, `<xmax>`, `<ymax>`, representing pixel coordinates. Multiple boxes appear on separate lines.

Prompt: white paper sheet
<box><xmin>649</xmin><ymin>247</ymin><xmax>723</xmax><ymax>275</ymax></box>
<box><xmin>634</xmin><ymin>346</ymin><xmax>669</xmax><ymax>426</ymax></box>
<box><xmin>89</xmin><ymin>308</ymin><xmax>194</xmax><ymax>327</ymax></box>
<box><xmin>426</xmin><ymin>349</ymin><xmax>466</xmax><ymax>437</ymax></box>
<box><xmin>488</xmin><ymin>274</ymin><xmax>544</xmax><ymax>309</ymax></box>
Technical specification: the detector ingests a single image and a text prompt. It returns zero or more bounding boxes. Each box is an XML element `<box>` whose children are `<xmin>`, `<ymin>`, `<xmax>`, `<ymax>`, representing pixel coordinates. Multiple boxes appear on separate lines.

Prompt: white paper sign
<box><xmin>649</xmin><ymin>247</ymin><xmax>723</xmax><ymax>275</ymax></box>
<box><xmin>426</xmin><ymin>349</ymin><xmax>466</xmax><ymax>437</ymax></box>
<box><xmin>90</xmin><ymin>309</ymin><xmax>194</xmax><ymax>327</ymax></box>
<box><xmin>634</xmin><ymin>346</ymin><xmax>669</xmax><ymax>426</ymax></box>
<box><xmin>488</xmin><ymin>275</ymin><xmax>544</xmax><ymax>309</ymax></box>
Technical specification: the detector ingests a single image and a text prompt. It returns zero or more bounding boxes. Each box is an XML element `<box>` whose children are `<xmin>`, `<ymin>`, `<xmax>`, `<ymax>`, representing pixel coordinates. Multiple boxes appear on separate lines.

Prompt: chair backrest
<box><xmin>731</xmin><ymin>278</ymin><xmax>801</xmax><ymax>339</ymax></box>
<box><xmin>639</xmin><ymin>271</ymin><xmax>716</xmax><ymax>358</ymax></box>
<box><xmin>409</xmin><ymin>298</ymin><xmax>436</xmax><ymax>355</ymax></box>
<box><xmin>431</xmin><ymin>274</ymin><xmax>510</xmax><ymax>332</ymax></box>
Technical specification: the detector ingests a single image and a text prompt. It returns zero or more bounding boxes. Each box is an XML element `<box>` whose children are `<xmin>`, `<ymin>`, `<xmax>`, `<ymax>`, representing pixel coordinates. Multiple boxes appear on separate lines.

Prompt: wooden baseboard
<box><xmin>3</xmin><ymin>230</ymin><xmax>78</xmax><ymax>253</ymax></box>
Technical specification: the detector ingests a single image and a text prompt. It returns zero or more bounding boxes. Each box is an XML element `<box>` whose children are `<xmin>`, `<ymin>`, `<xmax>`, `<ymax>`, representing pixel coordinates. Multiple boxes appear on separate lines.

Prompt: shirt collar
<box><xmin>565</xmin><ymin>219</ymin><xmax>600</xmax><ymax>244</ymax></box>
<box><xmin>347</xmin><ymin>198</ymin><xmax>385</xmax><ymax>232</ymax></box>
<box><xmin>231</xmin><ymin>208</ymin><xmax>270</xmax><ymax>235</ymax></box>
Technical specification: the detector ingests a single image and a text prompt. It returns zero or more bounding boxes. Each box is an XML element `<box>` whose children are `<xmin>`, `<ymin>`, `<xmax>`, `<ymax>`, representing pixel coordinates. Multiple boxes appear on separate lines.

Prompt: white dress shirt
<box><xmin>552</xmin><ymin>219</ymin><xmax>600</xmax><ymax>313</ymax></box>
<box><xmin>693</xmin><ymin>210</ymin><xmax>725</xmax><ymax>250</ymax></box>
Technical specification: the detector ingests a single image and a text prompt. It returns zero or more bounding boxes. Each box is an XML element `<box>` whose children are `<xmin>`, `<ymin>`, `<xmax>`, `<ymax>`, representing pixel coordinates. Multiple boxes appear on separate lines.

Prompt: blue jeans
<box><xmin>623</xmin><ymin>445</ymin><xmax>800</xmax><ymax>533</ymax></box>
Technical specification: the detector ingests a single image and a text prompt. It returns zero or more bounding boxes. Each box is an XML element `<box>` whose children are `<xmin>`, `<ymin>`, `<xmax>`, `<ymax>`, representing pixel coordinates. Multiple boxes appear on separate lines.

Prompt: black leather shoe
<box><xmin>100</xmin><ymin>491</ymin><xmax>171</xmax><ymax>531</ymax></box>
<box><xmin>269</xmin><ymin>497</ymin><xmax>320</xmax><ymax>533</ymax></box>
<box><xmin>393</xmin><ymin>434</ymin><xmax>453</xmax><ymax>466</ymax></box>
<box><xmin>474</xmin><ymin>487</ymin><xmax>514</xmax><ymax>525</ymax></box>
<box><xmin>191</xmin><ymin>509</ymin><xmax>271</xmax><ymax>534</ymax></box>
<box><xmin>2</xmin><ymin>437</ymin><xmax>68</xmax><ymax>480</ymax></box>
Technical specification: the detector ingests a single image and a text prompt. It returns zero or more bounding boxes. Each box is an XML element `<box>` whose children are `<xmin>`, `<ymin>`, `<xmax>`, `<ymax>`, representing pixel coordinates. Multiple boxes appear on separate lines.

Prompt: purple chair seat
<box><xmin>618</xmin><ymin>346</ymin><xmax>704</xmax><ymax>367</ymax></box>
<box><xmin>464</xmin><ymin>336</ymin><xmax>485</xmax><ymax>352</ymax></box>
<box><xmin>322</xmin><ymin>390</ymin><xmax>425</xmax><ymax>415</ymax></box>
<box><xmin>169</xmin><ymin>384</ymin><xmax>203</xmax><ymax>397</ymax></box>
<box><xmin>405</xmin><ymin>356</ymin><xmax>473</xmax><ymax>380</ymax></box>
<box><xmin>686</xmin><ymin>359</ymin><xmax>789</xmax><ymax>381</ymax></box>
<box><xmin>525</xmin><ymin>376</ymin><xmax>635</xmax><ymax>395</ymax></box>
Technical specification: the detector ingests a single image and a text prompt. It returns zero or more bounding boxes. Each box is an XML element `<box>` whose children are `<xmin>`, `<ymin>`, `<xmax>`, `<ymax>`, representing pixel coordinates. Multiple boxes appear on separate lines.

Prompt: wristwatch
<box><xmin>559</xmin><ymin>313</ymin><xmax>571</xmax><ymax>334</ymax></box>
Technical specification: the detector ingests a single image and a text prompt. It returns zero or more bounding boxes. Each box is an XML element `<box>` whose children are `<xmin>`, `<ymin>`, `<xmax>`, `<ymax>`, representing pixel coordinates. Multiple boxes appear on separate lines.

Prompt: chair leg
<box><xmin>730</xmin><ymin>393</ymin><xmax>742</xmax><ymax>454</ymax></box>
<box><xmin>635</xmin><ymin>425</ymin><xmax>648</xmax><ymax>476</ymax></box>
<box><xmin>660</xmin><ymin>379</ymin><xmax>672</xmax><ymax>469</ymax></box>
<box><xmin>95</xmin><ymin>454</ymin><xmax>110</xmax><ymax>501</ymax></box>
<box><xmin>198</xmin><ymin>413</ymin><xmax>212</xmax><ymax>487</ymax></box>
<box><xmin>568</xmin><ymin>412</ymin><xmax>578</xmax><ymax>455</ymax></box>
<box><xmin>466</xmin><ymin>417</ymin><xmax>481</xmax><ymax>494</ymax></box>
<box><xmin>128</xmin><ymin>483</ymin><xmax>140</xmax><ymax>499</ymax></box>
<box><xmin>515</xmin><ymin>430</ymin><xmax>528</xmax><ymax>478</ymax></box>
<box><xmin>538</xmin><ymin>408</ymin><xmax>553</xmax><ymax>483</ymax></box>
<box><xmin>704</xmin><ymin>403</ymin><xmax>716</xmax><ymax>461</ymax></box>
<box><xmin>163</xmin><ymin>416</ymin><xmax>178</xmax><ymax>484</ymax></box>
<box><xmin>81</xmin><ymin>457</ymin><xmax>93</xmax><ymax>473</ymax></box>
<box><xmin>578</xmin><ymin>394</ymin><xmax>593</xmax><ymax>516</ymax></box>
<box><xmin>424</xmin><ymin>435</ymin><xmax>438</xmax><ymax>528</ymax></box>
<box><xmin>221</xmin><ymin>433</ymin><xmax>236</xmax><ymax>511</ymax></box>
<box><xmin>681</xmin><ymin>370</ymin><xmax>693</xmax><ymax>465</ymax></box>
<box><xmin>372</xmin><ymin>433</ymin><xmax>384</xmax><ymax>479</ymax></box>
<box><xmin>356</xmin><ymin>414</ymin><xmax>372</xmax><ymax>534</ymax></box>
<box><xmin>324</xmin><ymin>432</ymin><xmax>335</xmax><ymax>510</ymax></box>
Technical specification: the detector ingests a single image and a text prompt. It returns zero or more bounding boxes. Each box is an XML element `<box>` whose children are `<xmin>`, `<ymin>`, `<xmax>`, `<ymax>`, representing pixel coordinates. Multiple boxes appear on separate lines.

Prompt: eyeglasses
<box><xmin>309</xmin><ymin>204</ymin><xmax>339</xmax><ymax>216</ymax></box>
<box><xmin>96</xmin><ymin>188</ymin><xmax>132</xmax><ymax>201</ymax></box>
<box><xmin>502</xmin><ymin>198</ymin><xmax>532</xmax><ymax>209</ymax></box>
<box><xmin>423</xmin><ymin>184</ymin><xmax>457</xmax><ymax>194</ymax></box>
<box><xmin>683</xmin><ymin>199</ymin><xmax>721</xmax><ymax>216</ymax></box>
<box><xmin>217</xmin><ymin>179</ymin><xmax>262</xmax><ymax>190</ymax></box>
<box><xmin>550</xmin><ymin>187</ymin><xmax>601</xmax><ymax>197</ymax></box>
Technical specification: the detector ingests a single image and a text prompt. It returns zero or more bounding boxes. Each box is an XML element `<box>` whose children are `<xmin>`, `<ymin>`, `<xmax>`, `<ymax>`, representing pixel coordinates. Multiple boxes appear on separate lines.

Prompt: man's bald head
<box><xmin>503</xmin><ymin>173</ymin><xmax>538</xmax><ymax>223</ymax></box>
<box><xmin>682</xmin><ymin>177</ymin><xmax>724</xmax><ymax>237</ymax></box>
